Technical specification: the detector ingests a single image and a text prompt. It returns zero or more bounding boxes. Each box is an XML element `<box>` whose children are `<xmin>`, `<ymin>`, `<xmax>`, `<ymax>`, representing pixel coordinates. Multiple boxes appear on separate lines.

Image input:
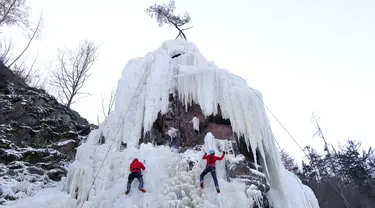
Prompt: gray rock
<box><xmin>0</xmin><ymin>61</ymin><xmax>94</xmax><ymax>203</ymax></box>
<box><xmin>27</xmin><ymin>166</ymin><xmax>45</xmax><ymax>176</ymax></box>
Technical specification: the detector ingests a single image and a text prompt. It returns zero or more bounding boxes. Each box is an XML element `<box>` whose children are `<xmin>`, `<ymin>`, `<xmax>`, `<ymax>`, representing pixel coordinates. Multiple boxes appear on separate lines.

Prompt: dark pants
<box><xmin>200</xmin><ymin>166</ymin><xmax>219</xmax><ymax>188</ymax></box>
<box><xmin>126</xmin><ymin>172</ymin><xmax>144</xmax><ymax>191</ymax></box>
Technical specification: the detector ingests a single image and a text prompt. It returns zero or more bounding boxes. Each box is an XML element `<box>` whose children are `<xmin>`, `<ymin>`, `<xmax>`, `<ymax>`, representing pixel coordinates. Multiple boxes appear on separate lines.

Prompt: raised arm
<box><xmin>216</xmin><ymin>152</ymin><xmax>225</xmax><ymax>160</ymax></box>
<box><xmin>140</xmin><ymin>162</ymin><xmax>146</xmax><ymax>170</ymax></box>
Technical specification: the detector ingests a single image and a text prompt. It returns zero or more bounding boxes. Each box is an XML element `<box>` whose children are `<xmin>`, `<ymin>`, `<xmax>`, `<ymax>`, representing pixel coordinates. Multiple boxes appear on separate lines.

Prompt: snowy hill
<box><xmin>3</xmin><ymin>40</ymin><xmax>320</xmax><ymax>208</ymax></box>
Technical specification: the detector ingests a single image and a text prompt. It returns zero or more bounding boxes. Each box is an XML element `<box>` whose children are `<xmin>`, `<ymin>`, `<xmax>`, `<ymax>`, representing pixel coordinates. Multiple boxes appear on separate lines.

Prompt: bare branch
<box><xmin>49</xmin><ymin>40</ymin><xmax>99</xmax><ymax>108</ymax></box>
<box><xmin>101</xmin><ymin>87</ymin><xmax>116</xmax><ymax>119</ymax></box>
<box><xmin>0</xmin><ymin>0</ymin><xmax>30</xmax><ymax>28</ymax></box>
<box><xmin>0</xmin><ymin>38</ymin><xmax>12</xmax><ymax>64</ymax></box>
<box><xmin>181</xmin><ymin>26</ymin><xmax>193</xmax><ymax>31</ymax></box>
<box><xmin>96</xmin><ymin>87</ymin><xmax>116</xmax><ymax>125</ymax></box>
<box><xmin>11</xmin><ymin>52</ymin><xmax>44</xmax><ymax>88</ymax></box>
<box><xmin>8</xmin><ymin>14</ymin><xmax>43</xmax><ymax>68</ymax></box>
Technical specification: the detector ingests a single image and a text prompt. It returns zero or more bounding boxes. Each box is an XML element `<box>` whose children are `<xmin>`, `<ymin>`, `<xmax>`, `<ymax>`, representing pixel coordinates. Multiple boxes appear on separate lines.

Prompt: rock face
<box><xmin>0</xmin><ymin>61</ymin><xmax>94</xmax><ymax>204</ymax></box>
<box><xmin>141</xmin><ymin>94</ymin><xmax>271</xmax><ymax>207</ymax></box>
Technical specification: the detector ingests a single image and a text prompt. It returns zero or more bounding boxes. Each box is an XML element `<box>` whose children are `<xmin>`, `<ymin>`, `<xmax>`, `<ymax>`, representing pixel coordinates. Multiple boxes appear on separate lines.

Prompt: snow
<box><xmin>227</xmin><ymin>153</ymin><xmax>246</xmax><ymax>164</ymax></box>
<box><xmin>166</xmin><ymin>127</ymin><xmax>179</xmax><ymax>138</ymax></box>
<box><xmin>57</xmin><ymin>140</ymin><xmax>76</xmax><ymax>146</ymax></box>
<box><xmin>245</xmin><ymin>185</ymin><xmax>263</xmax><ymax>207</ymax></box>
<box><xmin>3</xmin><ymin>187</ymin><xmax>75</xmax><ymax>208</ymax></box>
<box><xmin>19</xmin><ymin>125</ymin><xmax>39</xmax><ymax>133</ymax></box>
<box><xmin>192</xmin><ymin>116</ymin><xmax>199</xmax><ymax>132</ymax></box>
<box><xmin>3</xmin><ymin>40</ymin><xmax>320</xmax><ymax>208</ymax></box>
<box><xmin>267</xmin><ymin>168</ymin><xmax>320</xmax><ymax>208</ymax></box>
<box><xmin>0</xmin><ymin>161</ymin><xmax>58</xmax><ymax>205</ymax></box>
<box><xmin>0</xmin><ymin>124</ymin><xmax>13</xmax><ymax>132</ymax></box>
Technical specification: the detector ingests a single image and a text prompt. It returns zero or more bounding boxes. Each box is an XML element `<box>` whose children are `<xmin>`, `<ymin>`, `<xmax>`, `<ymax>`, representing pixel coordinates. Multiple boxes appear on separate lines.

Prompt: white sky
<box><xmin>3</xmin><ymin>0</ymin><xmax>375</xmax><ymax>163</ymax></box>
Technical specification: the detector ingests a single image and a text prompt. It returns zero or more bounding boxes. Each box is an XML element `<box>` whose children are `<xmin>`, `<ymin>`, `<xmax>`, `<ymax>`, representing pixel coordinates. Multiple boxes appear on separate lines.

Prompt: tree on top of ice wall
<box><xmin>145</xmin><ymin>0</ymin><xmax>192</xmax><ymax>40</ymax></box>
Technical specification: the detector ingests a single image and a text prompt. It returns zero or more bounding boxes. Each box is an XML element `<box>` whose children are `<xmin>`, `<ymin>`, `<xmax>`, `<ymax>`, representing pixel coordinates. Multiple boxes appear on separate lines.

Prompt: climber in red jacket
<box><xmin>125</xmin><ymin>158</ymin><xmax>146</xmax><ymax>195</ymax></box>
<box><xmin>200</xmin><ymin>149</ymin><xmax>225</xmax><ymax>193</ymax></box>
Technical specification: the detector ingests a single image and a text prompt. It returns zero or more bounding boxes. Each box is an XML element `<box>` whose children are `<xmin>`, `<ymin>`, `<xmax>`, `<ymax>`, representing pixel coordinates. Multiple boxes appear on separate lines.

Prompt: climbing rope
<box><xmin>212</xmin><ymin>66</ymin><xmax>217</xmax><ymax>151</ymax></box>
<box><xmin>79</xmin><ymin>68</ymin><xmax>149</xmax><ymax>208</ymax></box>
<box><xmin>249</xmin><ymin>87</ymin><xmax>353</xmax><ymax>208</ymax></box>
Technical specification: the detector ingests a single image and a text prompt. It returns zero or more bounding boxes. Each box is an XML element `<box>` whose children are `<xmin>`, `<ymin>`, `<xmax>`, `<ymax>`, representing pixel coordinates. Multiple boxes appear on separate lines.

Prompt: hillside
<box><xmin>0</xmin><ymin>61</ymin><xmax>95</xmax><ymax>204</ymax></box>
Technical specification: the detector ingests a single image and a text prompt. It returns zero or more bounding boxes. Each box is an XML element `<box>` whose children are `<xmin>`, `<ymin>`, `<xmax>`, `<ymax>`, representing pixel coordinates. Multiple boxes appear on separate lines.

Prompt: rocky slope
<box><xmin>0</xmin><ymin>61</ymin><xmax>94</xmax><ymax>204</ymax></box>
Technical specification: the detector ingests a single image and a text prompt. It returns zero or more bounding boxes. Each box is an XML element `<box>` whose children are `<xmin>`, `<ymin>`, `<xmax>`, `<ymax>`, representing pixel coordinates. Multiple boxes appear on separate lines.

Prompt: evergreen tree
<box><xmin>304</xmin><ymin>145</ymin><xmax>330</xmax><ymax>181</ymax></box>
<box><xmin>280</xmin><ymin>149</ymin><xmax>300</xmax><ymax>174</ymax></box>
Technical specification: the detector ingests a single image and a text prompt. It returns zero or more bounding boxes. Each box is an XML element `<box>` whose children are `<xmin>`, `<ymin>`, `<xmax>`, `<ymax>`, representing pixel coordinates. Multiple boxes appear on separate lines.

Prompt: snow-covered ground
<box><xmin>3</xmin><ymin>40</ymin><xmax>320</xmax><ymax>208</ymax></box>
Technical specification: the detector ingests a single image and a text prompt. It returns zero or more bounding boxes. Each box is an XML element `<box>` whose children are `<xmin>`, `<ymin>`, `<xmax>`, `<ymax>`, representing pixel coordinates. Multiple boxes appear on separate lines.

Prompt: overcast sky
<box><xmin>4</xmin><ymin>0</ymin><xmax>374</xmax><ymax>162</ymax></box>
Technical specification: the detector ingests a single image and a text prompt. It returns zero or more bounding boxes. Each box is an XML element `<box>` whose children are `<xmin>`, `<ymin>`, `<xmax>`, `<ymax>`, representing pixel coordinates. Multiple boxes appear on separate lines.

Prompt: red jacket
<box><xmin>129</xmin><ymin>159</ymin><xmax>145</xmax><ymax>173</ymax></box>
<box><xmin>202</xmin><ymin>153</ymin><xmax>224</xmax><ymax>167</ymax></box>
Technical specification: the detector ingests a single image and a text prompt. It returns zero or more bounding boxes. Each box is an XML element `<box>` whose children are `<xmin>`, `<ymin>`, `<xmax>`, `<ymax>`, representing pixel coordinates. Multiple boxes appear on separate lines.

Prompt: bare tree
<box><xmin>0</xmin><ymin>0</ymin><xmax>30</xmax><ymax>28</ymax></box>
<box><xmin>146</xmin><ymin>0</ymin><xmax>192</xmax><ymax>40</ymax></box>
<box><xmin>50</xmin><ymin>40</ymin><xmax>99</xmax><ymax>108</ymax></box>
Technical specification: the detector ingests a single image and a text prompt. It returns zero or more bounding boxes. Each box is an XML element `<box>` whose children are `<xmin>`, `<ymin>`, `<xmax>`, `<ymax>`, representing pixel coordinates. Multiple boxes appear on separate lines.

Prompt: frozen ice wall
<box><xmin>4</xmin><ymin>40</ymin><xmax>320</xmax><ymax>208</ymax></box>
<box><xmin>64</xmin><ymin>39</ymin><xmax>319</xmax><ymax>208</ymax></box>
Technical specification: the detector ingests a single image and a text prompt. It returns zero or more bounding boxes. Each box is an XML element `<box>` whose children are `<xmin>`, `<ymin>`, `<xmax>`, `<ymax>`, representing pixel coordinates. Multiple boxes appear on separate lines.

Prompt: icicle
<box><xmin>192</xmin><ymin>116</ymin><xmax>199</xmax><ymax>132</ymax></box>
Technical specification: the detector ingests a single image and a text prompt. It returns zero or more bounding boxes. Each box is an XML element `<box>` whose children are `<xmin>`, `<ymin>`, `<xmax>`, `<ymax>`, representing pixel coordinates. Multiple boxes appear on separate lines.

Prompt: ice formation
<box><xmin>166</xmin><ymin>127</ymin><xmax>179</xmax><ymax>139</ymax></box>
<box><xmin>192</xmin><ymin>116</ymin><xmax>199</xmax><ymax>132</ymax></box>
<box><xmin>3</xmin><ymin>40</ymin><xmax>320</xmax><ymax>208</ymax></box>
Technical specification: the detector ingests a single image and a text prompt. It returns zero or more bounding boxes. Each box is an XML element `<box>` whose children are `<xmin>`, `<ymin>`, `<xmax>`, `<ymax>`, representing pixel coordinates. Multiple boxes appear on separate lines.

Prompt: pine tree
<box><xmin>304</xmin><ymin>145</ymin><xmax>329</xmax><ymax>181</ymax></box>
<box><xmin>280</xmin><ymin>149</ymin><xmax>300</xmax><ymax>174</ymax></box>
<box><xmin>335</xmin><ymin>139</ymin><xmax>375</xmax><ymax>196</ymax></box>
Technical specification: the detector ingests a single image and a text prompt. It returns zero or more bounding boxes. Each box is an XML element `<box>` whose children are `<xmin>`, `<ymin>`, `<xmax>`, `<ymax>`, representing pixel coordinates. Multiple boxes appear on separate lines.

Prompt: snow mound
<box><xmin>3</xmin><ymin>187</ymin><xmax>75</xmax><ymax>208</ymax></box>
<box><xmin>4</xmin><ymin>40</ymin><xmax>320</xmax><ymax>208</ymax></box>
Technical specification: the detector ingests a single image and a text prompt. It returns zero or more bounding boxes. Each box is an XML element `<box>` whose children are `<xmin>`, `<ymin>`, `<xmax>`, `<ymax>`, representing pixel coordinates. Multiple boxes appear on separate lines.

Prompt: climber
<box><xmin>200</xmin><ymin>149</ymin><xmax>225</xmax><ymax>193</ymax></box>
<box><xmin>125</xmin><ymin>158</ymin><xmax>146</xmax><ymax>195</ymax></box>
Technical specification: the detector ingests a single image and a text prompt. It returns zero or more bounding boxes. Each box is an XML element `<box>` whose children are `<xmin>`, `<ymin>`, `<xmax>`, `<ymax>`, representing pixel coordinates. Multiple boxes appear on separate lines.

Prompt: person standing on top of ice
<box><xmin>125</xmin><ymin>158</ymin><xmax>146</xmax><ymax>195</ymax></box>
<box><xmin>200</xmin><ymin>149</ymin><xmax>225</xmax><ymax>193</ymax></box>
